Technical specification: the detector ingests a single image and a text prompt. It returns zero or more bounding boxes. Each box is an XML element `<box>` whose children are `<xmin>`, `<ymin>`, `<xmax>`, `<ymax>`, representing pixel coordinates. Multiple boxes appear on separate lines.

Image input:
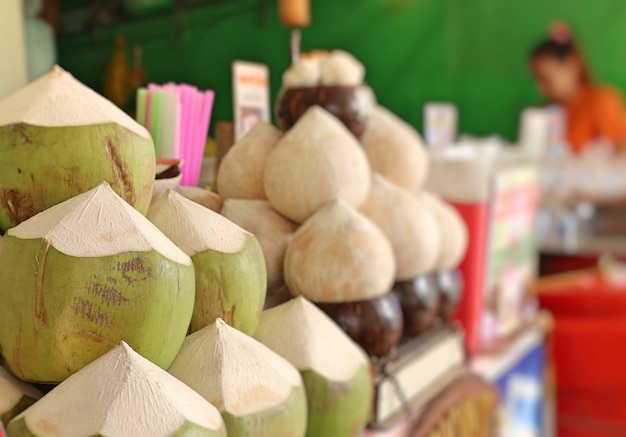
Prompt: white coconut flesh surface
<box><xmin>6</xmin><ymin>182</ymin><xmax>190</xmax><ymax>265</ymax></box>
<box><xmin>14</xmin><ymin>342</ymin><xmax>223</xmax><ymax>437</ymax></box>
<box><xmin>0</xmin><ymin>65</ymin><xmax>149</xmax><ymax>138</ymax></box>
<box><xmin>216</xmin><ymin>121</ymin><xmax>282</xmax><ymax>200</ymax></box>
<box><xmin>285</xmin><ymin>199</ymin><xmax>395</xmax><ymax>302</ymax></box>
<box><xmin>220</xmin><ymin>199</ymin><xmax>297</xmax><ymax>287</ymax></box>
<box><xmin>421</xmin><ymin>192</ymin><xmax>468</xmax><ymax>270</ymax></box>
<box><xmin>148</xmin><ymin>190</ymin><xmax>249</xmax><ymax>256</ymax></box>
<box><xmin>173</xmin><ymin>187</ymin><xmax>223</xmax><ymax>214</ymax></box>
<box><xmin>168</xmin><ymin>319</ymin><xmax>302</xmax><ymax>416</ymax></box>
<box><xmin>221</xmin><ymin>199</ymin><xmax>297</xmax><ymax>239</ymax></box>
<box><xmin>263</xmin><ymin>105</ymin><xmax>371</xmax><ymax>223</ymax></box>
<box><xmin>0</xmin><ymin>366</ymin><xmax>41</xmax><ymax>414</ymax></box>
<box><xmin>254</xmin><ymin>297</ymin><xmax>368</xmax><ymax>382</ymax></box>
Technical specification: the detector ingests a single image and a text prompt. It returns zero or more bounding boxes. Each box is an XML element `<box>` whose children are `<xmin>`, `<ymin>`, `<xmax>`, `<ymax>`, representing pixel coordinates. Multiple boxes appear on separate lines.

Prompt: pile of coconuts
<box><xmin>0</xmin><ymin>61</ymin><xmax>467</xmax><ymax>437</ymax></box>
<box><xmin>0</xmin><ymin>66</ymin><xmax>381</xmax><ymax>437</ymax></box>
<box><xmin>217</xmin><ymin>103</ymin><xmax>468</xmax><ymax>356</ymax></box>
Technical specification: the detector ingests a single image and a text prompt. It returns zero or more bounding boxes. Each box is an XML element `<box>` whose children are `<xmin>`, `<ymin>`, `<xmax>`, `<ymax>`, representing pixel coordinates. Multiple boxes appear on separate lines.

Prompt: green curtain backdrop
<box><xmin>57</xmin><ymin>0</ymin><xmax>626</xmax><ymax>141</ymax></box>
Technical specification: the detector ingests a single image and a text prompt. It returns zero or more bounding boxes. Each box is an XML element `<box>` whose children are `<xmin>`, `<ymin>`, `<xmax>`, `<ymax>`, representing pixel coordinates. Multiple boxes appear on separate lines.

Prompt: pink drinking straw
<box><xmin>190</xmin><ymin>90</ymin><xmax>215</xmax><ymax>186</ymax></box>
<box><xmin>181</xmin><ymin>90</ymin><xmax>205</xmax><ymax>186</ymax></box>
<box><xmin>179</xmin><ymin>84</ymin><xmax>198</xmax><ymax>179</ymax></box>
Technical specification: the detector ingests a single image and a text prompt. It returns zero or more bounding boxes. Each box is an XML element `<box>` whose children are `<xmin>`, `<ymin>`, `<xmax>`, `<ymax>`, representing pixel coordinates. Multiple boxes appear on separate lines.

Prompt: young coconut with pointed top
<box><xmin>0</xmin><ymin>182</ymin><xmax>195</xmax><ymax>383</ymax></box>
<box><xmin>176</xmin><ymin>186</ymin><xmax>223</xmax><ymax>212</ymax></box>
<box><xmin>254</xmin><ymin>296</ymin><xmax>373</xmax><ymax>437</ymax></box>
<box><xmin>148</xmin><ymin>190</ymin><xmax>266</xmax><ymax>335</ymax></box>
<box><xmin>263</xmin><ymin>106</ymin><xmax>371</xmax><ymax>223</ymax></box>
<box><xmin>168</xmin><ymin>319</ymin><xmax>307</xmax><ymax>437</ymax></box>
<box><xmin>285</xmin><ymin>200</ymin><xmax>403</xmax><ymax>357</ymax></box>
<box><xmin>0</xmin><ymin>65</ymin><xmax>155</xmax><ymax>232</ymax></box>
<box><xmin>360</xmin><ymin>174</ymin><xmax>441</xmax><ymax>281</ymax></box>
<box><xmin>421</xmin><ymin>192</ymin><xmax>469</xmax><ymax>319</ymax></box>
<box><xmin>0</xmin><ymin>367</ymin><xmax>41</xmax><ymax>425</ymax></box>
<box><xmin>285</xmin><ymin>199</ymin><xmax>395</xmax><ymax>303</ymax></box>
<box><xmin>220</xmin><ymin>199</ymin><xmax>298</xmax><ymax>291</ymax></box>
<box><xmin>7</xmin><ymin>342</ymin><xmax>227</xmax><ymax>437</ymax></box>
<box><xmin>421</xmin><ymin>192</ymin><xmax>468</xmax><ymax>271</ymax></box>
<box><xmin>360</xmin><ymin>105</ymin><xmax>429</xmax><ymax>192</ymax></box>
<box><xmin>216</xmin><ymin>121</ymin><xmax>282</xmax><ymax>200</ymax></box>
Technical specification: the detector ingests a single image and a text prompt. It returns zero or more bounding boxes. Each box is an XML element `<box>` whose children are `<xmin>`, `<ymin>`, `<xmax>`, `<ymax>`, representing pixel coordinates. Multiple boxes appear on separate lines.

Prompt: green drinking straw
<box><xmin>149</xmin><ymin>89</ymin><xmax>165</xmax><ymax>157</ymax></box>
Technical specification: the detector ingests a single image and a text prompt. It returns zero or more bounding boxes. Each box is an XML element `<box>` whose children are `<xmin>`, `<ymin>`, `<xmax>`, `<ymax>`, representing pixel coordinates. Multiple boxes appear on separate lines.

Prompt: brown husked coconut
<box><xmin>7</xmin><ymin>342</ymin><xmax>226</xmax><ymax>437</ymax></box>
<box><xmin>359</xmin><ymin>174</ymin><xmax>440</xmax><ymax>280</ymax></box>
<box><xmin>220</xmin><ymin>199</ymin><xmax>298</xmax><ymax>290</ymax></box>
<box><xmin>176</xmin><ymin>186</ymin><xmax>223</xmax><ymax>213</ymax></box>
<box><xmin>421</xmin><ymin>192</ymin><xmax>468</xmax><ymax>270</ymax></box>
<box><xmin>361</xmin><ymin>105</ymin><xmax>429</xmax><ymax>192</ymax></box>
<box><xmin>216</xmin><ymin>122</ymin><xmax>282</xmax><ymax>200</ymax></box>
<box><xmin>285</xmin><ymin>199</ymin><xmax>395</xmax><ymax>302</ymax></box>
<box><xmin>263</xmin><ymin>106</ymin><xmax>371</xmax><ymax>223</ymax></box>
<box><xmin>168</xmin><ymin>319</ymin><xmax>307</xmax><ymax>437</ymax></box>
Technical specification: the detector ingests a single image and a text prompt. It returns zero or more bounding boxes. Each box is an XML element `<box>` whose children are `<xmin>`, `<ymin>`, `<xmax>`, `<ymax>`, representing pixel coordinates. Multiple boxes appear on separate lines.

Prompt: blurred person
<box><xmin>530</xmin><ymin>22</ymin><xmax>626</xmax><ymax>153</ymax></box>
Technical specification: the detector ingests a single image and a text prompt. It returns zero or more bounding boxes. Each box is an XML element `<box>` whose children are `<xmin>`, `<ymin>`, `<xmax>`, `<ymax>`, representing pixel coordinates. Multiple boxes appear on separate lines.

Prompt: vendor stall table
<box><xmin>470</xmin><ymin>317</ymin><xmax>552</xmax><ymax>437</ymax></box>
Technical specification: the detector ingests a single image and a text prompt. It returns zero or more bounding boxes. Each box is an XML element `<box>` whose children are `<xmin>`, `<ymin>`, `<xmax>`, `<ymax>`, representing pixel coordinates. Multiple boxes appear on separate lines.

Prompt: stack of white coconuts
<box><xmin>0</xmin><ymin>67</ymin><xmax>377</xmax><ymax>437</ymax></box>
<box><xmin>216</xmin><ymin>102</ymin><xmax>469</xmax><ymax>357</ymax></box>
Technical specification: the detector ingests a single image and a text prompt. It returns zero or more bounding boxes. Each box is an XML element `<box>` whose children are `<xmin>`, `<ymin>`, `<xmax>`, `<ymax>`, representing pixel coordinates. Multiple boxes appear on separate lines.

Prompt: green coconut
<box><xmin>254</xmin><ymin>297</ymin><xmax>373</xmax><ymax>437</ymax></box>
<box><xmin>168</xmin><ymin>319</ymin><xmax>307</xmax><ymax>437</ymax></box>
<box><xmin>0</xmin><ymin>183</ymin><xmax>195</xmax><ymax>383</ymax></box>
<box><xmin>148</xmin><ymin>190</ymin><xmax>266</xmax><ymax>335</ymax></box>
<box><xmin>0</xmin><ymin>366</ymin><xmax>41</xmax><ymax>426</ymax></box>
<box><xmin>7</xmin><ymin>342</ymin><xmax>226</xmax><ymax>437</ymax></box>
<box><xmin>0</xmin><ymin>65</ymin><xmax>155</xmax><ymax>233</ymax></box>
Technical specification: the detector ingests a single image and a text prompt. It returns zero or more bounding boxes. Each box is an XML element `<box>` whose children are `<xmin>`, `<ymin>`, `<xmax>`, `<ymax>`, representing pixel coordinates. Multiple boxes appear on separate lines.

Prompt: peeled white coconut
<box><xmin>264</xmin><ymin>106</ymin><xmax>371</xmax><ymax>223</ymax></box>
<box><xmin>255</xmin><ymin>297</ymin><xmax>372</xmax><ymax>437</ymax></box>
<box><xmin>360</xmin><ymin>174</ymin><xmax>440</xmax><ymax>280</ymax></box>
<box><xmin>216</xmin><ymin>121</ymin><xmax>282</xmax><ymax>200</ymax></box>
<box><xmin>0</xmin><ymin>182</ymin><xmax>195</xmax><ymax>383</ymax></box>
<box><xmin>0</xmin><ymin>65</ymin><xmax>155</xmax><ymax>232</ymax></box>
<box><xmin>169</xmin><ymin>319</ymin><xmax>307</xmax><ymax>437</ymax></box>
<box><xmin>148</xmin><ymin>190</ymin><xmax>266</xmax><ymax>335</ymax></box>
<box><xmin>361</xmin><ymin>105</ymin><xmax>429</xmax><ymax>192</ymax></box>
<box><xmin>0</xmin><ymin>366</ymin><xmax>41</xmax><ymax>425</ymax></box>
<box><xmin>7</xmin><ymin>342</ymin><xmax>226</xmax><ymax>437</ymax></box>
<box><xmin>421</xmin><ymin>192</ymin><xmax>468</xmax><ymax>270</ymax></box>
<box><xmin>221</xmin><ymin>199</ymin><xmax>298</xmax><ymax>290</ymax></box>
<box><xmin>282</xmin><ymin>56</ymin><xmax>322</xmax><ymax>88</ymax></box>
<box><xmin>319</xmin><ymin>50</ymin><xmax>366</xmax><ymax>86</ymax></box>
<box><xmin>285</xmin><ymin>199</ymin><xmax>395</xmax><ymax>302</ymax></box>
<box><xmin>176</xmin><ymin>186</ymin><xmax>223</xmax><ymax>213</ymax></box>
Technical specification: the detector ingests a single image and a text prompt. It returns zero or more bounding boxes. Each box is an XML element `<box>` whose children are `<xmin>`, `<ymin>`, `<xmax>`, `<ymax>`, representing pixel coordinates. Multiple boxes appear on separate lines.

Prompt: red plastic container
<box><xmin>535</xmin><ymin>269</ymin><xmax>626</xmax><ymax>437</ymax></box>
<box><xmin>449</xmin><ymin>200</ymin><xmax>490</xmax><ymax>357</ymax></box>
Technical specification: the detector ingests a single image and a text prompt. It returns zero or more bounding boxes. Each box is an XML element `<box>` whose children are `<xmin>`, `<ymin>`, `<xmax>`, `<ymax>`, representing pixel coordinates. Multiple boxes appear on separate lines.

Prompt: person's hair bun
<box><xmin>549</xmin><ymin>21</ymin><xmax>573</xmax><ymax>44</ymax></box>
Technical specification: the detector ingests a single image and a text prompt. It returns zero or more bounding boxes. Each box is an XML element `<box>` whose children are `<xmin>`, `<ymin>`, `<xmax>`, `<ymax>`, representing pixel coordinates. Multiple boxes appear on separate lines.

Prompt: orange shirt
<box><xmin>565</xmin><ymin>85</ymin><xmax>626</xmax><ymax>153</ymax></box>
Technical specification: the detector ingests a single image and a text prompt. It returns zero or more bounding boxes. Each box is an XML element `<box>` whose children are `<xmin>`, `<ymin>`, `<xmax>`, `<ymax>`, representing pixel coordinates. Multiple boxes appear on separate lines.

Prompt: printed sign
<box><xmin>232</xmin><ymin>61</ymin><xmax>270</xmax><ymax>141</ymax></box>
<box><xmin>485</xmin><ymin>166</ymin><xmax>539</xmax><ymax>338</ymax></box>
<box><xmin>423</xmin><ymin>103</ymin><xmax>457</xmax><ymax>149</ymax></box>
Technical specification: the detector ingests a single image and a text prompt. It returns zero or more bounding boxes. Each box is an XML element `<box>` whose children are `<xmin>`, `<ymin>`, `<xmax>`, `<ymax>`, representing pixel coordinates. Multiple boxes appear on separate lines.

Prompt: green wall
<box><xmin>57</xmin><ymin>0</ymin><xmax>626</xmax><ymax>141</ymax></box>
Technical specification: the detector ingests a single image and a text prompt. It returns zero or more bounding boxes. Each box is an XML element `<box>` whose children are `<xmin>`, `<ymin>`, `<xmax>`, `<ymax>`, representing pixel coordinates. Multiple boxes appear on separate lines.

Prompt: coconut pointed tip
<box><xmin>291</xmin><ymin>295</ymin><xmax>310</xmax><ymax>310</ymax></box>
<box><xmin>51</xmin><ymin>64</ymin><xmax>66</xmax><ymax>76</ymax></box>
<box><xmin>118</xmin><ymin>340</ymin><xmax>133</xmax><ymax>351</ymax></box>
<box><xmin>113</xmin><ymin>341</ymin><xmax>139</xmax><ymax>360</ymax></box>
<box><xmin>214</xmin><ymin>318</ymin><xmax>228</xmax><ymax>330</ymax></box>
